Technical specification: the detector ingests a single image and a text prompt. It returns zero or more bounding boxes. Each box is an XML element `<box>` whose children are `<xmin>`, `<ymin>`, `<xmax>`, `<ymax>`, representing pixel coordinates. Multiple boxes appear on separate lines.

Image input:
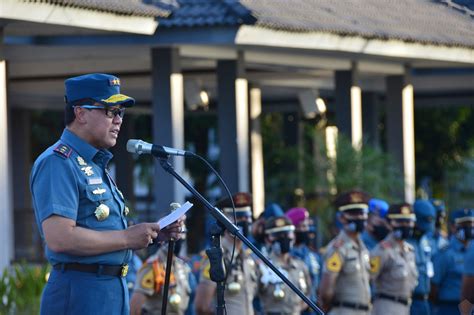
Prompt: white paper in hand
<box><xmin>157</xmin><ymin>201</ymin><xmax>193</xmax><ymax>229</ymax></box>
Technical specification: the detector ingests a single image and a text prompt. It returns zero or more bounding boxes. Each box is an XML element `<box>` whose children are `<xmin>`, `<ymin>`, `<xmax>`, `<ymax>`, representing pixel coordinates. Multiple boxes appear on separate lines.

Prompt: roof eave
<box><xmin>235</xmin><ymin>25</ymin><xmax>474</xmax><ymax>65</ymax></box>
<box><xmin>1</xmin><ymin>0</ymin><xmax>158</xmax><ymax>35</ymax></box>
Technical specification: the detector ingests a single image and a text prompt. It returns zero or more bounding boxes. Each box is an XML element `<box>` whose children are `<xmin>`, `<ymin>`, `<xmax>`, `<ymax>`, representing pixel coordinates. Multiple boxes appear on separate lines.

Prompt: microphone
<box><xmin>126</xmin><ymin>139</ymin><xmax>192</xmax><ymax>158</ymax></box>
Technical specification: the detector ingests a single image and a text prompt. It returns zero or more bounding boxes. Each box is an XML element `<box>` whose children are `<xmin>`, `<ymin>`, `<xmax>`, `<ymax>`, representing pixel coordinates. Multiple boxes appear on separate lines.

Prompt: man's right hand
<box><xmin>125</xmin><ymin>223</ymin><xmax>161</xmax><ymax>250</ymax></box>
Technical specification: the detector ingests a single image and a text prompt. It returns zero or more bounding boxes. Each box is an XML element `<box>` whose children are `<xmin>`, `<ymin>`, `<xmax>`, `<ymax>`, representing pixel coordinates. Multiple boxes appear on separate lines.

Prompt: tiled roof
<box><xmin>155</xmin><ymin>0</ymin><xmax>474</xmax><ymax>48</ymax></box>
<box><xmin>153</xmin><ymin>0</ymin><xmax>255</xmax><ymax>27</ymax></box>
<box><xmin>22</xmin><ymin>0</ymin><xmax>170</xmax><ymax>17</ymax></box>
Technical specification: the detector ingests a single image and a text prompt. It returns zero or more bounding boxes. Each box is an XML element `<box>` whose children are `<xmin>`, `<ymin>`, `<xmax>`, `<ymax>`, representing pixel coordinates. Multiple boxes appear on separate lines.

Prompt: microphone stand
<box><xmin>161</xmin><ymin>203</ymin><xmax>180</xmax><ymax>315</ymax></box>
<box><xmin>206</xmin><ymin>222</ymin><xmax>226</xmax><ymax>315</ymax></box>
<box><xmin>157</xmin><ymin>157</ymin><xmax>324</xmax><ymax>315</ymax></box>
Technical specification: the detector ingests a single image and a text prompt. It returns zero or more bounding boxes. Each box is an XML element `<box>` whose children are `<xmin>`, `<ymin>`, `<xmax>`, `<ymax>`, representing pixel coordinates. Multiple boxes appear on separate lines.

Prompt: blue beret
<box><xmin>368</xmin><ymin>198</ymin><xmax>389</xmax><ymax>218</ymax></box>
<box><xmin>413</xmin><ymin>199</ymin><xmax>436</xmax><ymax>218</ymax></box>
<box><xmin>65</xmin><ymin>73</ymin><xmax>135</xmax><ymax>107</ymax></box>
<box><xmin>263</xmin><ymin>203</ymin><xmax>284</xmax><ymax>219</ymax></box>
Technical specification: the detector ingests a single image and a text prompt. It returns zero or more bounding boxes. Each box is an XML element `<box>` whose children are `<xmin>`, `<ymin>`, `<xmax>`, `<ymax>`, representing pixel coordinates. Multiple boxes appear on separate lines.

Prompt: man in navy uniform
<box><xmin>408</xmin><ymin>199</ymin><xmax>436</xmax><ymax>315</ymax></box>
<box><xmin>30</xmin><ymin>73</ymin><xmax>185</xmax><ymax>315</ymax></box>
<box><xmin>361</xmin><ymin>198</ymin><xmax>390</xmax><ymax>250</ymax></box>
<box><xmin>431</xmin><ymin>209</ymin><xmax>474</xmax><ymax>315</ymax></box>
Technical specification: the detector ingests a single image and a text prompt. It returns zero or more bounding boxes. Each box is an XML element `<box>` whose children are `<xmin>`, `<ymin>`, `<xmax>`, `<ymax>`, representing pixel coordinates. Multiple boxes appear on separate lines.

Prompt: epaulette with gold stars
<box><xmin>333</xmin><ymin>238</ymin><xmax>344</xmax><ymax>249</ymax></box>
<box><xmin>53</xmin><ymin>143</ymin><xmax>73</xmax><ymax>159</ymax></box>
<box><xmin>381</xmin><ymin>241</ymin><xmax>391</xmax><ymax>249</ymax></box>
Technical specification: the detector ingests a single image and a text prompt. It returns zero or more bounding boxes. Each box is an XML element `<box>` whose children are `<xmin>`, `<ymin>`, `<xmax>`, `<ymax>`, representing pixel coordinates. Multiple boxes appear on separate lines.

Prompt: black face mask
<box><xmin>272</xmin><ymin>237</ymin><xmax>292</xmax><ymax>254</ymax></box>
<box><xmin>295</xmin><ymin>231</ymin><xmax>309</xmax><ymax>245</ymax></box>
<box><xmin>393</xmin><ymin>226</ymin><xmax>413</xmax><ymax>240</ymax></box>
<box><xmin>456</xmin><ymin>227</ymin><xmax>474</xmax><ymax>241</ymax></box>
<box><xmin>346</xmin><ymin>219</ymin><xmax>366</xmax><ymax>233</ymax></box>
<box><xmin>174</xmin><ymin>239</ymin><xmax>184</xmax><ymax>256</ymax></box>
<box><xmin>372</xmin><ymin>224</ymin><xmax>390</xmax><ymax>241</ymax></box>
<box><xmin>237</xmin><ymin>221</ymin><xmax>251</xmax><ymax>238</ymax></box>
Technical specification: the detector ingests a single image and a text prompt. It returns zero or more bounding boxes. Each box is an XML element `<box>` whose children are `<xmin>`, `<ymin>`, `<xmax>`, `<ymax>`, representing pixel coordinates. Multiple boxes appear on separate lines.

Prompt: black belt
<box><xmin>333</xmin><ymin>301</ymin><xmax>370</xmax><ymax>311</ymax></box>
<box><xmin>412</xmin><ymin>293</ymin><xmax>428</xmax><ymax>300</ymax></box>
<box><xmin>375</xmin><ymin>293</ymin><xmax>410</xmax><ymax>306</ymax></box>
<box><xmin>53</xmin><ymin>263</ymin><xmax>129</xmax><ymax>277</ymax></box>
<box><xmin>438</xmin><ymin>300</ymin><xmax>460</xmax><ymax>305</ymax></box>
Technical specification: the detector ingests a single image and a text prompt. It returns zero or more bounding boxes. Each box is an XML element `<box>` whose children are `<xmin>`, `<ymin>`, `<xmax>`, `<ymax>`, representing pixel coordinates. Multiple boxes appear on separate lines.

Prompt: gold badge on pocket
<box><xmin>95</xmin><ymin>204</ymin><xmax>110</xmax><ymax>221</ymax></box>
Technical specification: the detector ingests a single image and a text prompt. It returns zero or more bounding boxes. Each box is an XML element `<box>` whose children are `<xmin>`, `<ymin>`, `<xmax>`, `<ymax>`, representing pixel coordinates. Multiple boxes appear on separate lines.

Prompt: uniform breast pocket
<box><xmin>343</xmin><ymin>257</ymin><xmax>360</xmax><ymax>273</ymax></box>
<box><xmin>80</xmin><ymin>186</ymin><xmax>116</xmax><ymax>228</ymax></box>
<box><xmin>390</xmin><ymin>261</ymin><xmax>408</xmax><ymax>279</ymax></box>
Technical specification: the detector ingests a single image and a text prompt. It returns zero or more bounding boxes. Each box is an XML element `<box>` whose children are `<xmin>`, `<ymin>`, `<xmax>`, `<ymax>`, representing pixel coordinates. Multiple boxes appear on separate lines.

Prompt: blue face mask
<box><xmin>456</xmin><ymin>227</ymin><xmax>474</xmax><ymax>241</ymax></box>
<box><xmin>345</xmin><ymin>219</ymin><xmax>366</xmax><ymax>233</ymax></box>
<box><xmin>393</xmin><ymin>226</ymin><xmax>413</xmax><ymax>240</ymax></box>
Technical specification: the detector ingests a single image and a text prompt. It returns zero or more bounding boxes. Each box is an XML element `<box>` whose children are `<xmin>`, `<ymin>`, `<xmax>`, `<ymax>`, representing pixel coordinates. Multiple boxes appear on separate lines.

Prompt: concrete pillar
<box><xmin>217</xmin><ymin>53</ymin><xmax>249</xmax><ymax>193</ymax></box>
<box><xmin>151</xmin><ymin>48</ymin><xmax>185</xmax><ymax>217</ymax></box>
<box><xmin>10</xmin><ymin>109</ymin><xmax>36</xmax><ymax>260</ymax></box>
<box><xmin>335</xmin><ymin>66</ymin><xmax>362</xmax><ymax>149</ymax></box>
<box><xmin>249</xmin><ymin>87</ymin><xmax>264</xmax><ymax>218</ymax></box>
<box><xmin>386</xmin><ymin>72</ymin><xmax>415</xmax><ymax>203</ymax></box>
<box><xmin>362</xmin><ymin>92</ymin><xmax>379</xmax><ymax>147</ymax></box>
<box><xmin>114</xmin><ymin>117</ymin><xmax>135</xmax><ymax>208</ymax></box>
<box><xmin>0</xmin><ymin>29</ymin><xmax>14</xmax><ymax>269</ymax></box>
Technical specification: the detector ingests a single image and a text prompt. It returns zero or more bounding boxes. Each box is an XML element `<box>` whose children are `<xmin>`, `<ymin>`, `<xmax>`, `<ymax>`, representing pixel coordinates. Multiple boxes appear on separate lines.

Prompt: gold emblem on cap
<box><xmin>81</xmin><ymin>166</ymin><xmax>94</xmax><ymax>176</ymax></box>
<box><xmin>92</xmin><ymin>187</ymin><xmax>106</xmax><ymax>195</ymax></box>
<box><xmin>401</xmin><ymin>206</ymin><xmax>410</xmax><ymax>215</ymax></box>
<box><xmin>76</xmin><ymin>156</ymin><xmax>87</xmax><ymax>166</ymax></box>
<box><xmin>275</xmin><ymin>218</ymin><xmax>285</xmax><ymax>227</ymax></box>
<box><xmin>124</xmin><ymin>206</ymin><xmax>130</xmax><ymax>216</ymax></box>
<box><xmin>350</xmin><ymin>193</ymin><xmax>363</xmax><ymax>203</ymax></box>
<box><xmin>94</xmin><ymin>204</ymin><xmax>110</xmax><ymax>221</ymax></box>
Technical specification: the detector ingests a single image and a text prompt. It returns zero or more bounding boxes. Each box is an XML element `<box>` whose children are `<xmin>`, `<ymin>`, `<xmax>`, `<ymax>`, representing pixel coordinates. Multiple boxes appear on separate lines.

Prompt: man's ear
<box><xmin>74</xmin><ymin>106</ymin><xmax>87</xmax><ymax>124</ymax></box>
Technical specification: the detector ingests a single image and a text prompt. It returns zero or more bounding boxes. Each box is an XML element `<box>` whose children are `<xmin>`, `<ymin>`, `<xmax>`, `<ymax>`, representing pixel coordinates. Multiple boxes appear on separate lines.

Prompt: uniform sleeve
<box><xmin>31</xmin><ymin>155</ymin><xmax>79</xmax><ymax>224</ymax></box>
<box><xmin>431</xmin><ymin>251</ymin><xmax>448</xmax><ymax>285</ymax></box>
<box><xmin>464</xmin><ymin>244</ymin><xmax>474</xmax><ymax>276</ymax></box>
<box><xmin>134</xmin><ymin>263</ymin><xmax>156</xmax><ymax>296</ymax></box>
<box><xmin>322</xmin><ymin>244</ymin><xmax>345</xmax><ymax>275</ymax></box>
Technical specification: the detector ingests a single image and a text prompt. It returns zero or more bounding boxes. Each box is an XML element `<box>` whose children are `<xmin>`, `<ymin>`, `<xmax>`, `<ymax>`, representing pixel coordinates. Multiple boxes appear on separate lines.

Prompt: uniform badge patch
<box><xmin>370</xmin><ymin>256</ymin><xmax>381</xmax><ymax>274</ymax></box>
<box><xmin>326</xmin><ymin>252</ymin><xmax>342</xmax><ymax>273</ymax></box>
<box><xmin>141</xmin><ymin>269</ymin><xmax>155</xmax><ymax>290</ymax></box>
<box><xmin>81</xmin><ymin>166</ymin><xmax>94</xmax><ymax>176</ymax></box>
<box><xmin>92</xmin><ymin>187</ymin><xmax>106</xmax><ymax>195</ymax></box>
<box><xmin>76</xmin><ymin>156</ymin><xmax>87</xmax><ymax>166</ymax></box>
<box><xmin>53</xmin><ymin>144</ymin><xmax>72</xmax><ymax>159</ymax></box>
<box><xmin>202</xmin><ymin>261</ymin><xmax>211</xmax><ymax>280</ymax></box>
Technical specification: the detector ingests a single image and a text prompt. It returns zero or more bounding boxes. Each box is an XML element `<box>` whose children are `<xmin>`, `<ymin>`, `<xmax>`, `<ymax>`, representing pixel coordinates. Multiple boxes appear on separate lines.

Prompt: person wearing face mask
<box><xmin>130</xmin><ymin>223</ymin><xmax>195</xmax><ymax>315</ymax></box>
<box><xmin>362</xmin><ymin>199</ymin><xmax>391</xmax><ymax>250</ymax></box>
<box><xmin>194</xmin><ymin>192</ymin><xmax>259</xmax><ymax>315</ymax></box>
<box><xmin>427</xmin><ymin>199</ymin><xmax>449</xmax><ymax>257</ymax></box>
<box><xmin>369</xmin><ymin>203</ymin><xmax>418</xmax><ymax>315</ymax></box>
<box><xmin>285</xmin><ymin>207</ymin><xmax>321</xmax><ymax>313</ymax></box>
<box><xmin>319</xmin><ymin>190</ymin><xmax>372</xmax><ymax>315</ymax></box>
<box><xmin>258</xmin><ymin>215</ymin><xmax>310</xmax><ymax>315</ymax></box>
<box><xmin>430</xmin><ymin>208</ymin><xmax>474</xmax><ymax>315</ymax></box>
<box><xmin>407</xmin><ymin>199</ymin><xmax>436</xmax><ymax>315</ymax></box>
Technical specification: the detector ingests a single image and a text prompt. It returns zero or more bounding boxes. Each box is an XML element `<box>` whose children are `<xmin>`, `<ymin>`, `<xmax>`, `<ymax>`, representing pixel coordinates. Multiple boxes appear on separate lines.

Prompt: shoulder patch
<box><xmin>326</xmin><ymin>252</ymin><xmax>342</xmax><ymax>273</ymax></box>
<box><xmin>53</xmin><ymin>144</ymin><xmax>73</xmax><ymax>159</ymax></box>
<box><xmin>201</xmin><ymin>260</ymin><xmax>211</xmax><ymax>280</ymax></box>
<box><xmin>370</xmin><ymin>256</ymin><xmax>381</xmax><ymax>274</ymax></box>
<box><xmin>140</xmin><ymin>269</ymin><xmax>155</xmax><ymax>290</ymax></box>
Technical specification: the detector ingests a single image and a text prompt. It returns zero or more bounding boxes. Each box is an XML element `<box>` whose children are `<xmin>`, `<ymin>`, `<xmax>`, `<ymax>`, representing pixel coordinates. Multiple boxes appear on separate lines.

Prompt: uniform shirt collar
<box><xmin>61</xmin><ymin>128</ymin><xmax>113</xmax><ymax>165</ymax></box>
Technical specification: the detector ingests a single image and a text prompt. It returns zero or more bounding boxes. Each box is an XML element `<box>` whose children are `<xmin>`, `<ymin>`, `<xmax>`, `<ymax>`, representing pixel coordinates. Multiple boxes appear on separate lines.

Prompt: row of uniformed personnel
<box><xmin>320</xmin><ymin>190</ymin><xmax>474</xmax><ymax>315</ymax></box>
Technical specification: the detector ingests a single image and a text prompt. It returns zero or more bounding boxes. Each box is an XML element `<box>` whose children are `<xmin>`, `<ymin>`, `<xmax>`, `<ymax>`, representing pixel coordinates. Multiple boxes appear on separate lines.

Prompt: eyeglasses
<box><xmin>75</xmin><ymin>105</ymin><xmax>125</xmax><ymax>119</ymax></box>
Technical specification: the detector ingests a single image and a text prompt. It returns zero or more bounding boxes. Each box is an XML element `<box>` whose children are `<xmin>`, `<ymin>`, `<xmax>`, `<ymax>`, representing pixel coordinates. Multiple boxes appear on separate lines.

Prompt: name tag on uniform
<box><xmin>88</xmin><ymin>177</ymin><xmax>103</xmax><ymax>185</ymax></box>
